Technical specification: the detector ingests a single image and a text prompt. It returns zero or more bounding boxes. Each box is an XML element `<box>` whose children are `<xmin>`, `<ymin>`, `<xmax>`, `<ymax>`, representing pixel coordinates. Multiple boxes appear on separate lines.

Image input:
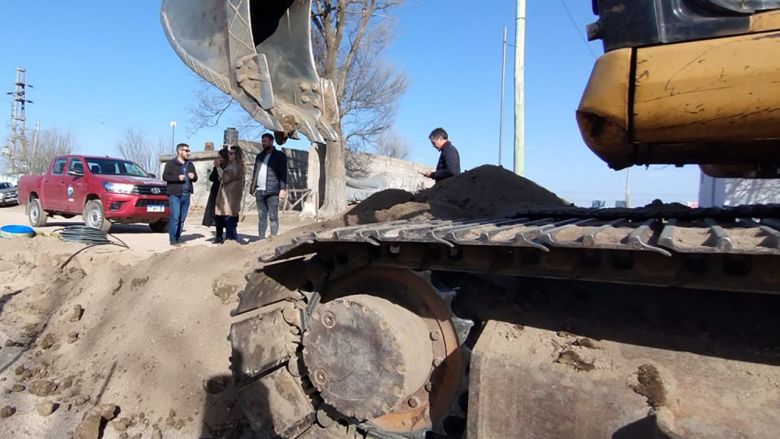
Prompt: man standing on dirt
<box><xmin>423</xmin><ymin>127</ymin><xmax>461</xmax><ymax>183</ymax></box>
<box><xmin>163</xmin><ymin>143</ymin><xmax>198</xmax><ymax>246</ymax></box>
<box><xmin>250</xmin><ymin>133</ymin><xmax>288</xmax><ymax>239</ymax></box>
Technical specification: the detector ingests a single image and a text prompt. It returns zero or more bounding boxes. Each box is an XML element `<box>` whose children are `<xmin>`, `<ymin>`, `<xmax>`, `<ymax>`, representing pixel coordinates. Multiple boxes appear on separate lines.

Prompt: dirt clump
<box><xmin>416</xmin><ymin>165</ymin><xmax>567</xmax><ymax>218</ymax></box>
<box><xmin>0</xmin><ymin>405</ymin><xmax>15</xmax><ymax>418</ymax></box>
<box><xmin>555</xmin><ymin>349</ymin><xmax>595</xmax><ymax>372</ymax></box>
<box><xmin>27</xmin><ymin>379</ymin><xmax>58</xmax><ymax>396</ymax></box>
<box><xmin>69</xmin><ymin>304</ymin><xmax>84</xmax><ymax>322</ymax></box>
<box><xmin>631</xmin><ymin>364</ymin><xmax>667</xmax><ymax>408</ymax></box>
<box><xmin>36</xmin><ymin>400</ymin><xmax>57</xmax><ymax>416</ymax></box>
<box><xmin>38</xmin><ymin>332</ymin><xmax>56</xmax><ymax>349</ymax></box>
<box><xmin>345</xmin><ymin>189</ymin><xmax>416</xmax><ymax>224</ymax></box>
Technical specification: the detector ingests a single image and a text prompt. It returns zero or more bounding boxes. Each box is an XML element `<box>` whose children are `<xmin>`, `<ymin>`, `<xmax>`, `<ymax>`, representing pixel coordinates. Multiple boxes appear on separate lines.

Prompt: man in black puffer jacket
<box><xmin>250</xmin><ymin>133</ymin><xmax>288</xmax><ymax>238</ymax></box>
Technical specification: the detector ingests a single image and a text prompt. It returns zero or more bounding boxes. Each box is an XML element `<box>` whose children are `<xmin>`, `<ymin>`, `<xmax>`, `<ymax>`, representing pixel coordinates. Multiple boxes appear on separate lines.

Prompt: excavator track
<box><xmin>231</xmin><ymin>206</ymin><xmax>780</xmax><ymax>438</ymax></box>
<box><xmin>263</xmin><ymin>205</ymin><xmax>780</xmax><ymax>294</ymax></box>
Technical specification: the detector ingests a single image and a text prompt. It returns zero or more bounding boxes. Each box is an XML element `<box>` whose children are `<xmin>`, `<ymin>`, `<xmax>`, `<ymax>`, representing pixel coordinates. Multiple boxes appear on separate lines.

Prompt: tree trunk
<box><xmin>302</xmin><ymin>142</ymin><xmax>324</xmax><ymax>217</ymax></box>
<box><xmin>318</xmin><ymin>125</ymin><xmax>348</xmax><ymax>216</ymax></box>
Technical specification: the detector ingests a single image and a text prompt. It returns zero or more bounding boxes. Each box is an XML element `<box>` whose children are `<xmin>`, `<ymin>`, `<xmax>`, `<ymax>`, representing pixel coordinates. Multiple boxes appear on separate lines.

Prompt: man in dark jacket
<box><xmin>250</xmin><ymin>133</ymin><xmax>288</xmax><ymax>238</ymax></box>
<box><xmin>162</xmin><ymin>143</ymin><xmax>199</xmax><ymax>246</ymax></box>
<box><xmin>424</xmin><ymin>127</ymin><xmax>461</xmax><ymax>183</ymax></box>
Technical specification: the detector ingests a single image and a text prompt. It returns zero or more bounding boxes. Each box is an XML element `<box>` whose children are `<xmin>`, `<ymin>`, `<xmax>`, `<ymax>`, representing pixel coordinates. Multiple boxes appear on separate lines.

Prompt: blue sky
<box><xmin>0</xmin><ymin>0</ymin><xmax>701</xmax><ymax>206</ymax></box>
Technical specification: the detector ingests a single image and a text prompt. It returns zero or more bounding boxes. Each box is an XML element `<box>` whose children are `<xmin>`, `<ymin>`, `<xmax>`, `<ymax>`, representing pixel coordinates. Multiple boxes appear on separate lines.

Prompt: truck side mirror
<box><xmin>67</xmin><ymin>170</ymin><xmax>84</xmax><ymax>177</ymax></box>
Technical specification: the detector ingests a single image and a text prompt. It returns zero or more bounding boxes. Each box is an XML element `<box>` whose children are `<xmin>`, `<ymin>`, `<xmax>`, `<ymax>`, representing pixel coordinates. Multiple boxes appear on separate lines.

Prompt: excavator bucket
<box><xmin>160</xmin><ymin>0</ymin><xmax>339</xmax><ymax>144</ymax></box>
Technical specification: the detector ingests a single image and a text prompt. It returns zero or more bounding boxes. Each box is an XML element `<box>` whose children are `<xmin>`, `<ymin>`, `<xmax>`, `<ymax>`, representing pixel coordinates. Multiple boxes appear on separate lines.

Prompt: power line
<box><xmin>559</xmin><ymin>0</ymin><xmax>597</xmax><ymax>59</ymax></box>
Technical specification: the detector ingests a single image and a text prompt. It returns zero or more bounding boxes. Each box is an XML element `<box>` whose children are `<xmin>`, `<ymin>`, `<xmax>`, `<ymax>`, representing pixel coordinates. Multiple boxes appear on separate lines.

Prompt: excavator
<box><xmin>161</xmin><ymin>1</ymin><xmax>780</xmax><ymax>438</ymax></box>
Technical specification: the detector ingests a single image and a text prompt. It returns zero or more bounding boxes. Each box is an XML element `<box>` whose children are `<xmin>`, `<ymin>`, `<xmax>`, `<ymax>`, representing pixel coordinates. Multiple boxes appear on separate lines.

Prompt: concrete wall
<box><xmin>698</xmin><ymin>173</ymin><xmax>780</xmax><ymax>207</ymax></box>
<box><xmin>159</xmin><ymin>140</ymin><xmax>432</xmax><ymax>213</ymax></box>
<box><xmin>345</xmin><ymin>151</ymin><xmax>432</xmax><ymax>202</ymax></box>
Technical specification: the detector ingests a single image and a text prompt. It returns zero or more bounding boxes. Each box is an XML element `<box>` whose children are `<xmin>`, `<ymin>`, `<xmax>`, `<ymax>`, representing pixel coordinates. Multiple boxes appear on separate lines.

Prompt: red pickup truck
<box><xmin>17</xmin><ymin>155</ymin><xmax>169</xmax><ymax>232</ymax></box>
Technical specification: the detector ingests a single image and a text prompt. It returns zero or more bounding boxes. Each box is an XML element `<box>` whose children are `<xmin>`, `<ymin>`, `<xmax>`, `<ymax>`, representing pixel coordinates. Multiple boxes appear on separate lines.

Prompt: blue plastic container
<box><xmin>0</xmin><ymin>224</ymin><xmax>35</xmax><ymax>239</ymax></box>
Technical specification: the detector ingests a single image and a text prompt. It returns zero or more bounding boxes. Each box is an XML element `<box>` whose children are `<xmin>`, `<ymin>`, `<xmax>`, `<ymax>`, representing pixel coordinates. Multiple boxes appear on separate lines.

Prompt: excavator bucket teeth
<box><xmin>160</xmin><ymin>0</ymin><xmax>339</xmax><ymax>143</ymax></box>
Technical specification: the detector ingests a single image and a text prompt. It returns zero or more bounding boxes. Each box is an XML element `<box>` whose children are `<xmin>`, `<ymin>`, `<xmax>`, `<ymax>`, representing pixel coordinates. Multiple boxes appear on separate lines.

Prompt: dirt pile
<box><xmin>341</xmin><ymin>165</ymin><xmax>566</xmax><ymax>225</ymax></box>
<box><xmin>415</xmin><ymin>165</ymin><xmax>567</xmax><ymax>218</ymax></box>
<box><xmin>0</xmin><ymin>237</ymin><xmax>273</xmax><ymax>438</ymax></box>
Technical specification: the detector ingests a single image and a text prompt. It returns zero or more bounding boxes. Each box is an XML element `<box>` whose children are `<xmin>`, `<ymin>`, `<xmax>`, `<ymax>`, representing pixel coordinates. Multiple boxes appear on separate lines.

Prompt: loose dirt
<box><xmin>0</xmin><ymin>166</ymin><xmax>576</xmax><ymax>437</ymax></box>
<box><xmin>415</xmin><ymin>165</ymin><xmax>568</xmax><ymax>217</ymax></box>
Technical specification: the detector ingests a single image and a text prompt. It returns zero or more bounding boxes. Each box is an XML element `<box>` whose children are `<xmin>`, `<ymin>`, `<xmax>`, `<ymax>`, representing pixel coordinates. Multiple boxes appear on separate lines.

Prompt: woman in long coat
<box><xmin>202</xmin><ymin>148</ymin><xmax>230</xmax><ymax>242</ymax></box>
<box><xmin>215</xmin><ymin>146</ymin><xmax>245</xmax><ymax>242</ymax></box>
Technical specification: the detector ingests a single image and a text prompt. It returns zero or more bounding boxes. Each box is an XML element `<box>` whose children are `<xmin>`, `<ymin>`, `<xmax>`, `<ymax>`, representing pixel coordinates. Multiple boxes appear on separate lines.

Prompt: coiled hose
<box><xmin>56</xmin><ymin>225</ymin><xmax>129</xmax><ymax>268</ymax></box>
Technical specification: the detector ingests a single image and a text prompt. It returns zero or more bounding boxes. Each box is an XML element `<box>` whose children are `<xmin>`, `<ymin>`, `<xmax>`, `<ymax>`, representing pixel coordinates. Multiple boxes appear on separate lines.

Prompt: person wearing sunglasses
<box><xmin>162</xmin><ymin>143</ymin><xmax>199</xmax><ymax>246</ymax></box>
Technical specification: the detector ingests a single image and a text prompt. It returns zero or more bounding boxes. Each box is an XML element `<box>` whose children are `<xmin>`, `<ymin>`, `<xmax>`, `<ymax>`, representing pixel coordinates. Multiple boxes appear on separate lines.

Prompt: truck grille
<box><xmin>134</xmin><ymin>185</ymin><xmax>167</xmax><ymax>195</ymax></box>
<box><xmin>135</xmin><ymin>199</ymin><xmax>169</xmax><ymax>207</ymax></box>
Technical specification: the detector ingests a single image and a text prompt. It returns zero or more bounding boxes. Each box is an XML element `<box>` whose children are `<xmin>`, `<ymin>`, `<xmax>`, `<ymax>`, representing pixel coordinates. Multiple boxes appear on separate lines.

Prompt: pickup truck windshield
<box><xmin>86</xmin><ymin>158</ymin><xmax>148</xmax><ymax>177</ymax></box>
<box><xmin>0</xmin><ymin>183</ymin><xmax>12</xmax><ymax>189</ymax></box>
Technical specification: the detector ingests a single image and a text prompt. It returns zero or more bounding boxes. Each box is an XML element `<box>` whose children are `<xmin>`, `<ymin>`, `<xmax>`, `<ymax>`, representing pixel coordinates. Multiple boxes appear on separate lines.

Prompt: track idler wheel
<box><xmin>230</xmin><ymin>268</ymin><xmax>465</xmax><ymax>438</ymax></box>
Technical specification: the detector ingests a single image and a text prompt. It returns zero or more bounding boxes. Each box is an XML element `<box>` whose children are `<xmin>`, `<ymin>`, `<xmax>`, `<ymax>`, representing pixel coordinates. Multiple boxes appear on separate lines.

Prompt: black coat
<box><xmin>202</xmin><ymin>167</ymin><xmax>221</xmax><ymax>226</ymax></box>
<box><xmin>162</xmin><ymin>159</ymin><xmax>199</xmax><ymax>196</ymax></box>
<box><xmin>431</xmin><ymin>142</ymin><xmax>461</xmax><ymax>182</ymax></box>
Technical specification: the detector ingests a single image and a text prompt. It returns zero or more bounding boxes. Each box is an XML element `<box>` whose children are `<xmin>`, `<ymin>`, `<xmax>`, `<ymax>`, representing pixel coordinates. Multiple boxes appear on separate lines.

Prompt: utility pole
<box><xmin>499</xmin><ymin>26</ymin><xmax>508</xmax><ymax>168</ymax></box>
<box><xmin>32</xmin><ymin>121</ymin><xmax>40</xmax><ymax>160</ymax></box>
<box><xmin>5</xmin><ymin>67</ymin><xmax>33</xmax><ymax>175</ymax></box>
<box><xmin>169</xmin><ymin>121</ymin><xmax>177</xmax><ymax>154</ymax></box>
<box><xmin>624</xmin><ymin>169</ymin><xmax>631</xmax><ymax>208</ymax></box>
<box><xmin>514</xmin><ymin>0</ymin><xmax>526</xmax><ymax>176</ymax></box>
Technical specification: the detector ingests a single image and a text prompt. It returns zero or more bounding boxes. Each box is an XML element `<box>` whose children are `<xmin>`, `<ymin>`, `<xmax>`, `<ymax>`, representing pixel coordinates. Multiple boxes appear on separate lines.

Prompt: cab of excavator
<box><xmin>591</xmin><ymin>0</ymin><xmax>780</xmax><ymax>51</ymax></box>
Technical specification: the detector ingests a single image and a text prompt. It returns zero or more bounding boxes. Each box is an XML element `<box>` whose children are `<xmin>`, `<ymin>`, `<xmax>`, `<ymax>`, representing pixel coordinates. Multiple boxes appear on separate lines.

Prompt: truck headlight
<box><xmin>103</xmin><ymin>182</ymin><xmax>135</xmax><ymax>194</ymax></box>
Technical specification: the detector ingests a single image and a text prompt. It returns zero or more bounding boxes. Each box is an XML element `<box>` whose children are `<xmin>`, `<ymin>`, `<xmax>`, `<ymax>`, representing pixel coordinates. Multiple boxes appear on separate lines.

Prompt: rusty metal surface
<box><xmin>229</xmin><ymin>301</ymin><xmax>300</xmax><ymax>382</ymax></box>
<box><xmin>232</xmin><ymin>270</ymin><xmax>304</xmax><ymax>316</ymax></box>
<box><xmin>303</xmin><ymin>295</ymin><xmax>432</xmax><ymax>421</ymax></box>
<box><xmin>319</xmin><ymin>269</ymin><xmax>465</xmax><ymax>436</ymax></box>
<box><xmin>236</xmin><ymin>366</ymin><xmax>316</xmax><ymax>439</ymax></box>
<box><xmin>231</xmin><ymin>266</ymin><xmax>463</xmax><ymax>438</ymax></box>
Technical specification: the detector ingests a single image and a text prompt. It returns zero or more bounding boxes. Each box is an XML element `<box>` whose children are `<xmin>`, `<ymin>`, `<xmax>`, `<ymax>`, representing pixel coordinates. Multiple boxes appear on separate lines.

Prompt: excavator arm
<box><xmin>160</xmin><ymin>0</ymin><xmax>339</xmax><ymax>145</ymax></box>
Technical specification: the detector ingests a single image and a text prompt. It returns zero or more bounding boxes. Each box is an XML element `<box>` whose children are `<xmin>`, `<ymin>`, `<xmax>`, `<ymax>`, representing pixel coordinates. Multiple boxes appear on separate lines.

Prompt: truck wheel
<box><xmin>83</xmin><ymin>200</ymin><xmax>112</xmax><ymax>233</ymax></box>
<box><xmin>27</xmin><ymin>198</ymin><xmax>48</xmax><ymax>227</ymax></box>
<box><xmin>149</xmin><ymin>220</ymin><xmax>169</xmax><ymax>233</ymax></box>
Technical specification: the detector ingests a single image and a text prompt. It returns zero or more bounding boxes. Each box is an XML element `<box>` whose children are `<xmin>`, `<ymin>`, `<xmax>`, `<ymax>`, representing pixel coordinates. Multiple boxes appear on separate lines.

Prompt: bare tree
<box><xmin>311</xmin><ymin>4</ymin><xmax>408</xmax><ymax>151</ymax></box>
<box><xmin>189</xmin><ymin>0</ymin><xmax>407</xmax><ymax>215</ymax></box>
<box><xmin>7</xmin><ymin>128</ymin><xmax>76</xmax><ymax>175</ymax></box>
<box><xmin>311</xmin><ymin>0</ymin><xmax>407</xmax><ymax>214</ymax></box>
<box><xmin>373</xmin><ymin>131</ymin><xmax>409</xmax><ymax>159</ymax></box>
<box><xmin>116</xmin><ymin>128</ymin><xmax>168</xmax><ymax>175</ymax></box>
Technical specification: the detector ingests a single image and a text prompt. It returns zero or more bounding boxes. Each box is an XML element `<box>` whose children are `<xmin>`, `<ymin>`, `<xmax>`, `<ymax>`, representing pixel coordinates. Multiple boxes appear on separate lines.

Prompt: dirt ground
<box><xmin>0</xmin><ymin>166</ymin><xmax>591</xmax><ymax>438</ymax></box>
<box><xmin>0</xmin><ymin>203</ymin><xmax>322</xmax><ymax>438</ymax></box>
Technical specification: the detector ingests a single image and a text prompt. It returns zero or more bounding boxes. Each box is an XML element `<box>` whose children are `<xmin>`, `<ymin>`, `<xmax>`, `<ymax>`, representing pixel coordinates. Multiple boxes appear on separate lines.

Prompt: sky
<box><xmin>0</xmin><ymin>0</ymin><xmax>702</xmax><ymax>207</ymax></box>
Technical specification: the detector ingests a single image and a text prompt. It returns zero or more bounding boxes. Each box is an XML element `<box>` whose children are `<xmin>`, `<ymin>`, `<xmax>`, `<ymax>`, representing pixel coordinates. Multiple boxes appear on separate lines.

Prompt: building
<box><xmin>698</xmin><ymin>173</ymin><xmax>780</xmax><ymax>207</ymax></box>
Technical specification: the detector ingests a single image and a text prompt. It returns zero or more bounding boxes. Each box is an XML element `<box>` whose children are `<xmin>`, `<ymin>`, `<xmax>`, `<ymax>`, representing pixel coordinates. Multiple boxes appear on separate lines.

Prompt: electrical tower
<box><xmin>5</xmin><ymin>67</ymin><xmax>33</xmax><ymax>175</ymax></box>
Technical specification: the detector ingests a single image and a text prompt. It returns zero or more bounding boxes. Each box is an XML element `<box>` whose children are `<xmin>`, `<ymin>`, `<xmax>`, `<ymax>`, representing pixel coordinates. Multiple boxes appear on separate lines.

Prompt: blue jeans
<box><xmin>225</xmin><ymin>216</ymin><xmax>239</xmax><ymax>241</ymax></box>
<box><xmin>256</xmin><ymin>191</ymin><xmax>280</xmax><ymax>238</ymax></box>
<box><xmin>168</xmin><ymin>193</ymin><xmax>191</xmax><ymax>243</ymax></box>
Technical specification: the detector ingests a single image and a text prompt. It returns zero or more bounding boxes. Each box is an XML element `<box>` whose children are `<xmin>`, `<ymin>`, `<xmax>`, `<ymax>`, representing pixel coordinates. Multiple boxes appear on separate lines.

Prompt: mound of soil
<box><xmin>344</xmin><ymin>189</ymin><xmax>416</xmax><ymax>225</ymax></box>
<box><xmin>0</xmin><ymin>238</ymin><xmax>274</xmax><ymax>438</ymax></box>
<box><xmin>416</xmin><ymin>165</ymin><xmax>567</xmax><ymax>218</ymax></box>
